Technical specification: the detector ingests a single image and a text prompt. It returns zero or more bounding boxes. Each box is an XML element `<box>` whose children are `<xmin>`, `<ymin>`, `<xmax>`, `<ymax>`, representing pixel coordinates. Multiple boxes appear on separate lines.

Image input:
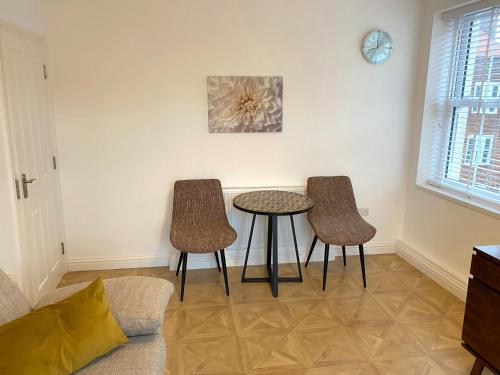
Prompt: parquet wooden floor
<box><xmin>59</xmin><ymin>254</ymin><xmax>478</xmax><ymax>375</ymax></box>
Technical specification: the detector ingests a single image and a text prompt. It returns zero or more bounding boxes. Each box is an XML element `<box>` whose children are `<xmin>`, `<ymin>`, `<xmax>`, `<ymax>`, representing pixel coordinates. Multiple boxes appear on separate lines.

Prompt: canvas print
<box><xmin>207</xmin><ymin>76</ymin><xmax>283</xmax><ymax>133</ymax></box>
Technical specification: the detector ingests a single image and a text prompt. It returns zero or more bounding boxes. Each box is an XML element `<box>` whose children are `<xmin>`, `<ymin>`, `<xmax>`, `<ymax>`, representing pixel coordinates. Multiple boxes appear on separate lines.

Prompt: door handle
<box><xmin>21</xmin><ymin>173</ymin><xmax>37</xmax><ymax>199</ymax></box>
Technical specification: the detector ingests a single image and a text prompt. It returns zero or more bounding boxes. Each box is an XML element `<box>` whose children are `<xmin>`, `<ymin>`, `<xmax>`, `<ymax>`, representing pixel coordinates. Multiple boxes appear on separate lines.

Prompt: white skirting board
<box><xmin>395</xmin><ymin>240</ymin><xmax>468</xmax><ymax>301</ymax></box>
<box><xmin>66</xmin><ymin>242</ymin><xmax>395</xmax><ymax>272</ymax></box>
<box><xmin>67</xmin><ymin>254</ymin><xmax>169</xmax><ymax>272</ymax></box>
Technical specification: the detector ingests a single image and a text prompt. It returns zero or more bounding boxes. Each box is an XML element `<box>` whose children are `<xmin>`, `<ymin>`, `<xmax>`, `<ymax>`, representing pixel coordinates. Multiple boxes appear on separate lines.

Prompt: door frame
<box><xmin>0</xmin><ymin>18</ymin><xmax>66</xmax><ymax>302</ymax></box>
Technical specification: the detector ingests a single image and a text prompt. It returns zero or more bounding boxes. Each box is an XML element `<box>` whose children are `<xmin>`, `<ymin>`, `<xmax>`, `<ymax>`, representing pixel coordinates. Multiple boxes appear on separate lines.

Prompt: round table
<box><xmin>233</xmin><ymin>190</ymin><xmax>314</xmax><ymax>297</ymax></box>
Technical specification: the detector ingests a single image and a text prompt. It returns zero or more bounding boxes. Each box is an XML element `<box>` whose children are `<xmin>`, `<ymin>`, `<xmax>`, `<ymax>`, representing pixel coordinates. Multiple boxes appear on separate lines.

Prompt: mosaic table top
<box><xmin>233</xmin><ymin>190</ymin><xmax>314</xmax><ymax>215</ymax></box>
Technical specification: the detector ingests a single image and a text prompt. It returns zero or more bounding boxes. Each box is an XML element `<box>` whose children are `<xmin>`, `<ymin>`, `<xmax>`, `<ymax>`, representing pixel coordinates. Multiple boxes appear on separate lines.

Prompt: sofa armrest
<box><xmin>36</xmin><ymin>276</ymin><xmax>174</xmax><ymax>336</ymax></box>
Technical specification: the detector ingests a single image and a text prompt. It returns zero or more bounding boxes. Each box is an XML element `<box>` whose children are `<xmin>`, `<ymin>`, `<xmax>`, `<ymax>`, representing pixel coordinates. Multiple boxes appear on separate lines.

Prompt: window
<box><xmin>470</xmin><ymin>81</ymin><xmax>499</xmax><ymax>100</ymax></box>
<box><xmin>418</xmin><ymin>3</ymin><xmax>500</xmax><ymax>212</ymax></box>
<box><xmin>464</xmin><ymin>135</ymin><xmax>494</xmax><ymax>165</ymax></box>
<box><xmin>473</xmin><ymin>82</ymin><xmax>483</xmax><ymax>98</ymax></box>
<box><xmin>465</xmin><ymin>137</ymin><xmax>475</xmax><ymax>164</ymax></box>
<box><xmin>483</xmin><ymin>136</ymin><xmax>494</xmax><ymax>164</ymax></box>
<box><xmin>492</xmin><ymin>84</ymin><xmax>498</xmax><ymax>97</ymax></box>
<box><xmin>471</xmin><ymin>106</ymin><xmax>498</xmax><ymax>114</ymax></box>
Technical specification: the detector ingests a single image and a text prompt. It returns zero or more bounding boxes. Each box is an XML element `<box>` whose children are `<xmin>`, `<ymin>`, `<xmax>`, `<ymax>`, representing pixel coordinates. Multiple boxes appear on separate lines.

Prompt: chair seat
<box><xmin>309</xmin><ymin>213</ymin><xmax>376</xmax><ymax>246</ymax></box>
<box><xmin>170</xmin><ymin>219</ymin><xmax>237</xmax><ymax>253</ymax></box>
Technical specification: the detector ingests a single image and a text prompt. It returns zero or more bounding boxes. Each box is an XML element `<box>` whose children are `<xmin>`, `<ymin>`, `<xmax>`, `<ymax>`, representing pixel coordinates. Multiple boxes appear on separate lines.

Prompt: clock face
<box><xmin>362</xmin><ymin>30</ymin><xmax>393</xmax><ymax>65</ymax></box>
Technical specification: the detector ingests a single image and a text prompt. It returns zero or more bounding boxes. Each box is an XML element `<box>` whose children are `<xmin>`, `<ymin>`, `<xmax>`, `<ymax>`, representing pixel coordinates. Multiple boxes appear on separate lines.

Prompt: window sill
<box><xmin>415</xmin><ymin>182</ymin><xmax>500</xmax><ymax>219</ymax></box>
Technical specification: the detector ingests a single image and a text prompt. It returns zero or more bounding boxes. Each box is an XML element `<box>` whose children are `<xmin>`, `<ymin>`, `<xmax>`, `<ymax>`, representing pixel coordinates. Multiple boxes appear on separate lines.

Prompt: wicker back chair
<box><xmin>304</xmin><ymin>176</ymin><xmax>376</xmax><ymax>290</ymax></box>
<box><xmin>170</xmin><ymin>179</ymin><xmax>236</xmax><ymax>301</ymax></box>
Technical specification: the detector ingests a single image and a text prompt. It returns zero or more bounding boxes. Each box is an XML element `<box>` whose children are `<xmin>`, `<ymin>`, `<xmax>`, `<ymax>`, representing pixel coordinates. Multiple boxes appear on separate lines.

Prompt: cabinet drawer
<box><xmin>462</xmin><ymin>278</ymin><xmax>500</xmax><ymax>370</ymax></box>
<box><xmin>471</xmin><ymin>254</ymin><xmax>500</xmax><ymax>293</ymax></box>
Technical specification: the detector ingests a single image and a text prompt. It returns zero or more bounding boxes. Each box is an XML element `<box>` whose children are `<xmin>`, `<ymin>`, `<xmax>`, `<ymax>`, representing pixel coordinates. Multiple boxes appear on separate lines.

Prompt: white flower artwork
<box><xmin>207</xmin><ymin>76</ymin><xmax>283</xmax><ymax>133</ymax></box>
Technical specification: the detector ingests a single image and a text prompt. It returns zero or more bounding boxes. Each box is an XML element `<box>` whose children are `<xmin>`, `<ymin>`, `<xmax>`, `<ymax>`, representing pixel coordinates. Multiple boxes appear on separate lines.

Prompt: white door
<box><xmin>0</xmin><ymin>30</ymin><xmax>65</xmax><ymax>302</ymax></box>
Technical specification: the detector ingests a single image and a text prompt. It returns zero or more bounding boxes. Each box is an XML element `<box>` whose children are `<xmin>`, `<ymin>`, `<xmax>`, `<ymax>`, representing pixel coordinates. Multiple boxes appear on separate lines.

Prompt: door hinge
<box><xmin>61</xmin><ymin>242</ymin><xmax>65</xmax><ymax>255</ymax></box>
<box><xmin>43</xmin><ymin>64</ymin><xmax>48</xmax><ymax>80</ymax></box>
<box><xmin>15</xmin><ymin>179</ymin><xmax>21</xmax><ymax>199</ymax></box>
<box><xmin>52</xmin><ymin>155</ymin><xmax>57</xmax><ymax>170</ymax></box>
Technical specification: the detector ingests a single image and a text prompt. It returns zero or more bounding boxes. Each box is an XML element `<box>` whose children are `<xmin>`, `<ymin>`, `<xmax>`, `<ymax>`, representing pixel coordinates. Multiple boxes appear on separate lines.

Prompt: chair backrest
<box><xmin>307</xmin><ymin>176</ymin><xmax>358</xmax><ymax>217</ymax></box>
<box><xmin>0</xmin><ymin>269</ymin><xmax>32</xmax><ymax>325</ymax></box>
<box><xmin>171</xmin><ymin>179</ymin><xmax>228</xmax><ymax>227</ymax></box>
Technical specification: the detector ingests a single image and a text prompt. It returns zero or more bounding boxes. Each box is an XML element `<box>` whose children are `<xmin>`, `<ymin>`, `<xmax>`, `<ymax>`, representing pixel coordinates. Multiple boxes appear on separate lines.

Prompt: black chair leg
<box><xmin>305</xmin><ymin>235</ymin><xmax>318</xmax><ymax>267</ymax></box>
<box><xmin>359</xmin><ymin>244</ymin><xmax>366</xmax><ymax>288</ymax></box>
<box><xmin>214</xmin><ymin>251</ymin><xmax>221</xmax><ymax>272</ymax></box>
<box><xmin>220</xmin><ymin>249</ymin><xmax>229</xmax><ymax>296</ymax></box>
<box><xmin>176</xmin><ymin>252</ymin><xmax>184</xmax><ymax>276</ymax></box>
<box><xmin>342</xmin><ymin>246</ymin><xmax>346</xmax><ymax>266</ymax></box>
<box><xmin>180</xmin><ymin>252</ymin><xmax>188</xmax><ymax>301</ymax></box>
<box><xmin>323</xmin><ymin>243</ymin><xmax>330</xmax><ymax>291</ymax></box>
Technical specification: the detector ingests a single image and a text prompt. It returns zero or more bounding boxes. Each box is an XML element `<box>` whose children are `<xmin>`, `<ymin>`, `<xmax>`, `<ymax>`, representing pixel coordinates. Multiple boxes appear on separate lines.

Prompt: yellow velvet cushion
<box><xmin>0</xmin><ymin>277</ymin><xmax>128</xmax><ymax>375</ymax></box>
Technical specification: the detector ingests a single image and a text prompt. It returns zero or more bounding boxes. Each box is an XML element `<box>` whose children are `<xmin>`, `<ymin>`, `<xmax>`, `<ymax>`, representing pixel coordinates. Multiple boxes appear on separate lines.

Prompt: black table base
<box><xmin>241</xmin><ymin>214</ymin><xmax>303</xmax><ymax>297</ymax></box>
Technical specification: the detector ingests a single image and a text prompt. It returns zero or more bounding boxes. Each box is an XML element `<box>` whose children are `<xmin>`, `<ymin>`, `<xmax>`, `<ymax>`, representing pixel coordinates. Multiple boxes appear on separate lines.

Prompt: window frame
<box><xmin>417</xmin><ymin>7</ymin><xmax>500</xmax><ymax>216</ymax></box>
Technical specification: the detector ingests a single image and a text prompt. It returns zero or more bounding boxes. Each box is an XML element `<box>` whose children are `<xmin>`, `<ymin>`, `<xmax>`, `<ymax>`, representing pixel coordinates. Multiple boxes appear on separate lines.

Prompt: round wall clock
<box><xmin>362</xmin><ymin>30</ymin><xmax>393</xmax><ymax>65</ymax></box>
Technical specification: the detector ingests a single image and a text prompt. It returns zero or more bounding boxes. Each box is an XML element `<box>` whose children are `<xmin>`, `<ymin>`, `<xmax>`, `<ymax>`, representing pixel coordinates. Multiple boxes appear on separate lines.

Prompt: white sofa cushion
<box><xmin>36</xmin><ymin>276</ymin><xmax>174</xmax><ymax>336</ymax></box>
<box><xmin>76</xmin><ymin>334</ymin><xmax>166</xmax><ymax>375</ymax></box>
<box><xmin>0</xmin><ymin>269</ymin><xmax>31</xmax><ymax>325</ymax></box>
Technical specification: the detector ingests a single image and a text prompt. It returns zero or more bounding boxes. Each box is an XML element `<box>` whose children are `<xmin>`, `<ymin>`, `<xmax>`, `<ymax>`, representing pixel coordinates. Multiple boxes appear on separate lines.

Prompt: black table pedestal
<box><xmin>241</xmin><ymin>214</ymin><xmax>303</xmax><ymax>297</ymax></box>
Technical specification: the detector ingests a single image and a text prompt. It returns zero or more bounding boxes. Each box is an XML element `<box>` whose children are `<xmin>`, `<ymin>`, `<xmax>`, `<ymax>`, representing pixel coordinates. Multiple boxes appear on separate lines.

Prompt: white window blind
<box><xmin>418</xmin><ymin>3</ymin><xmax>500</xmax><ymax>212</ymax></box>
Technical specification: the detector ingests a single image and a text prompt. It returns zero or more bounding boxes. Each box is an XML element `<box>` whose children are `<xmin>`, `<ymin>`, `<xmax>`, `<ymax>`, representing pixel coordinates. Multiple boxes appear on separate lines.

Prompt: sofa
<box><xmin>0</xmin><ymin>269</ymin><xmax>174</xmax><ymax>374</ymax></box>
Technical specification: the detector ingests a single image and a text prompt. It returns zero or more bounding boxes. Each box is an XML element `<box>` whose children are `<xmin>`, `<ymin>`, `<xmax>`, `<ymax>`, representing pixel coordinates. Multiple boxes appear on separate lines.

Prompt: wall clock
<box><xmin>362</xmin><ymin>30</ymin><xmax>393</xmax><ymax>65</ymax></box>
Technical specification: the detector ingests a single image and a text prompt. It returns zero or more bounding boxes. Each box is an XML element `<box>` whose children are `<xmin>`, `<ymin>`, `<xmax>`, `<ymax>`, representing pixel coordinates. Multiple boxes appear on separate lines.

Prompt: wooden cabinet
<box><xmin>462</xmin><ymin>245</ymin><xmax>500</xmax><ymax>375</ymax></box>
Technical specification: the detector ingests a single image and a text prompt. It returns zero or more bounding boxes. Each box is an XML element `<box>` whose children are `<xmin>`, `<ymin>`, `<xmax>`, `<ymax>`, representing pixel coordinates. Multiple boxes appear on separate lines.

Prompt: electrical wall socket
<box><xmin>358</xmin><ymin>208</ymin><xmax>369</xmax><ymax>216</ymax></box>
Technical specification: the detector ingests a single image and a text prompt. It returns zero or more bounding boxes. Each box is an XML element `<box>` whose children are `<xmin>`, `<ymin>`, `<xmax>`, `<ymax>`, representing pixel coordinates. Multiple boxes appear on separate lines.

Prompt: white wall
<box><xmin>0</xmin><ymin>0</ymin><xmax>44</xmax><ymax>34</ymax></box>
<box><xmin>0</xmin><ymin>0</ymin><xmax>44</xmax><ymax>282</ymax></box>
<box><xmin>402</xmin><ymin>0</ymin><xmax>500</xmax><ymax>288</ymax></box>
<box><xmin>42</xmin><ymin>0</ymin><xmax>423</xmax><ymax>267</ymax></box>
